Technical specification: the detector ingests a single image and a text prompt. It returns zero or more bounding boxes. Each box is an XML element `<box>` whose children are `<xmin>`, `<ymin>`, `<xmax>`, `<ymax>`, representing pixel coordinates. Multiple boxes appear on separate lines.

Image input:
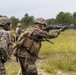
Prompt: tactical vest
<box><xmin>14</xmin><ymin>27</ymin><xmax>41</xmax><ymax>57</ymax></box>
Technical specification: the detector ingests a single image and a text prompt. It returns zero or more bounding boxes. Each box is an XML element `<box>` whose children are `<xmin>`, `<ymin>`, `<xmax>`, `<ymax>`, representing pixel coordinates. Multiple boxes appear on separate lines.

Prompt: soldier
<box><xmin>13</xmin><ymin>18</ymin><xmax>65</xmax><ymax>75</ymax></box>
<box><xmin>7</xmin><ymin>25</ymin><xmax>14</xmax><ymax>60</ymax></box>
<box><xmin>0</xmin><ymin>16</ymin><xmax>12</xmax><ymax>75</ymax></box>
<box><xmin>15</xmin><ymin>23</ymin><xmax>22</xmax><ymax>41</ymax></box>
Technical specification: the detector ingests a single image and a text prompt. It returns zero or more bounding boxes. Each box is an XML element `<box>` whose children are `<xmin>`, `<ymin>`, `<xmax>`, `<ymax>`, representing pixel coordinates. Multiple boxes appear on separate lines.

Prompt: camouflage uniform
<box><xmin>15</xmin><ymin>23</ymin><xmax>22</xmax><ymax>41</ymax></box>
<box><xmin>14</xmin><ymin>18</ymin><xmax>62</xmax><ymax>75</ymax></box>
<box><xmin>7</xmin><ymin>31</ymin><xmax>13</xmax><ymax>59</ymax></box>
<box><xmin>7</xmin><ymin>24</ymin><xmax>14</xmax><ymax>59</ymax></box>
<box><xmin>0</xmin><ymin>17</ymin><xmax>12</xmax><ymax>75</ymax></box>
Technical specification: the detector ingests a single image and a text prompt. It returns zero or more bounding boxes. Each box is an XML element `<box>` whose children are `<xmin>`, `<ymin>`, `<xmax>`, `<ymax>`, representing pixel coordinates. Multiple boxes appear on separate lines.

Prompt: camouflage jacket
<box><xmin>15</xmin><ymin>26</ymin><xmax>60</xmax><ymax>57</ymax></box>
<box><xmin>0</xmin><ymin>27</ymin><xmax>12</xmax><ymax>62</ymax></box>
<box><xmin>15</xmin><ymin>27</ymin><xmax>21</xmax><ymax>36</ymax></box>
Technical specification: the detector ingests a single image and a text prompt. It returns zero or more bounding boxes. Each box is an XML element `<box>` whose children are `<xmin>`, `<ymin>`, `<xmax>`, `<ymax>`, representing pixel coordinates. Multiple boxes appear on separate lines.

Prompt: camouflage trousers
<box><xmin>0</xmin><ymin>62</ymin><xmax>6</xmax><ymax>75</ymax></box>
<box><xmin>19</xmin><ymin>54</ymin><xmax>38</xmax><ymax>75</ymax></box>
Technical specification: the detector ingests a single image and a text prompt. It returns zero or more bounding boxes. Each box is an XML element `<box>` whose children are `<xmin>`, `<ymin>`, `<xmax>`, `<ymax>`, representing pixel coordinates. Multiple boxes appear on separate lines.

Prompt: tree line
<box><xmin>0</xmin><ymin>11</ymin><xmax>76</xmax><ymax>29</ymax></box>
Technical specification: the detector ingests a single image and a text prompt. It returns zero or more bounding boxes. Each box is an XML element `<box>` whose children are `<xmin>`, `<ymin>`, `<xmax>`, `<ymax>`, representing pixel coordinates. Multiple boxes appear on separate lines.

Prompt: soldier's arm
<box><xmin>0</xmin><ymin>32</ymin><xmax>9</xmax><ymax>63</ymax></box>
<box><xmin>32</xmin><ymin>30</ymin><xmax>49</xmax><ymax>39</ymax></box>
<box><xmin>32</xmin><ymin>29</ymin><xmax>61</xmax><ymax>39</ymax></box>
<box><xmin>48</xmin><ymin>26</ymin><xmax>66</xmax><ymax>38</ymax></box>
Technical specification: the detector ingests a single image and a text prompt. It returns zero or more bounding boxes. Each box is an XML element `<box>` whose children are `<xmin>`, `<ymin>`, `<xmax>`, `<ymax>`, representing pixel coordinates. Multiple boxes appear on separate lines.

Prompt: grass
<box><xmin>5</xmin><ymin>29</ymin><xmax>76</xmax><ymax>75</ymax></box>
<box><xmin>39</xmin><ymin>29</ymin><xmax>76</xmax><ymax>75</ymax></box>
<box><xmin>39</xmin><ymin>29</ymin><xmax>76</xmax><ymax>55</ymax></box>
<box><xmin>5</xmin><ymin>60</ymin><xmax>20</xmax><ymax>75</ymax></box>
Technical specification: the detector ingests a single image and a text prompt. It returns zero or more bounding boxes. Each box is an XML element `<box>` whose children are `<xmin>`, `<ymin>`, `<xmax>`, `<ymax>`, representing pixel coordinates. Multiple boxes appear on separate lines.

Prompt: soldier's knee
<box><xmin>27</xmin><ymin>64</ymin><xmax>38</xmax><ymax>75</ymax></box>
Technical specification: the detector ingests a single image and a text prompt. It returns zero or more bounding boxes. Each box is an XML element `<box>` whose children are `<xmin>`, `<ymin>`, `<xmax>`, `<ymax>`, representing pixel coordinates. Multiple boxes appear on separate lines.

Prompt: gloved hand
<box><xmin>59</xmin><ymin>26</ymin><xmax>66</xmax><ymax>31</ymax></box>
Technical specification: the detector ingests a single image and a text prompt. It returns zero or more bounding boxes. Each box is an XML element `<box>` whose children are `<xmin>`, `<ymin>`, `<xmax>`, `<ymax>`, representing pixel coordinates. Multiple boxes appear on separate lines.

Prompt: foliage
<box><xmin>5</xmin><ymin>59</ymin><xmax>20</xmax><ymax>75</ymax></box>
<box><xmin>73</xmin><ymin>12</ymin><xmax>76</xmax><ymax>20</ymax></box>
<box><xmin>73</xmin><ymin>12</ymin><xmax>76</xmax><ymax>28</ymax></box>
<box><xmin>56</xmin><ymin>12</ymin><xmax>73</xmax><ymax>25</ymax></box>
<box><xmin>39</xmin><ymin>29</ymin><xmax>76</xmax><ymax>75</ymax></box>
<box><xmin>46</xmin><ymin>18</ymin><xmax>56</xmax><ymax>25</ymax></box>
<box><xmin>10</xmin><ymin>16</ymin><xmax>20</xmax><ymax>29</ymax></box>
<box><xmin>21</xmin><ymin>13</ymin><xmax>34</xmax><ymax>29</ymax></box>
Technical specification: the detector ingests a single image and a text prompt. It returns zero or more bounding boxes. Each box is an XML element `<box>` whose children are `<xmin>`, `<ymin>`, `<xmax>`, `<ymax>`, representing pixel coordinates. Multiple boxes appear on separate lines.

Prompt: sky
<box><xmin>0</xmin><ymin>0</ymin><xmax>76</xmax><ymax>20</ymax></box>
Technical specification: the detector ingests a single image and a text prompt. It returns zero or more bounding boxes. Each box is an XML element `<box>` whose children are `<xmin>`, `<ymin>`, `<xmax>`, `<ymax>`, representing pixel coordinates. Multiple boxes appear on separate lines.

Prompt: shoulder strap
<box><xmin>23</xmin><ymin>27</ymin><xmax>39</xmax><ymax>36</ymax></box>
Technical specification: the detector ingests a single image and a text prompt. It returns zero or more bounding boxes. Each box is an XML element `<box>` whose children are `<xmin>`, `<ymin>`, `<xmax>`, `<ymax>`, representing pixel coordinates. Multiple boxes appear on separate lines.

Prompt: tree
<box><xmin>46</xmin><ymin>18</ymin><xmax>56</xmax><ymax>25</ymax></box>
<box><xmin>73</xmin><ymin>12</ymin><xmax>76</xmax><ymax>19</ymax></box>
<box><xmin>10</xmin><ymin>16</ymin><xmax>20</xmax><ymax>29</ymax></box>
<box><xmin>56</xmin><ymin>12</ymin><xmax>73</xmax><ymax>25</ymax></box>
<box><xmin>21</xmin><ymin>13</ymin><xmax>34</xmax><ymax>28</ymax></box>
<box><xmin>73</xmin><ymin>12</ymin><xmax>76</xmax><ymax>28</ymax></box>
<box><xmin>0</xmin><ymin>15</ymin><xmax>2</xmax><ymax>17</ymax></box>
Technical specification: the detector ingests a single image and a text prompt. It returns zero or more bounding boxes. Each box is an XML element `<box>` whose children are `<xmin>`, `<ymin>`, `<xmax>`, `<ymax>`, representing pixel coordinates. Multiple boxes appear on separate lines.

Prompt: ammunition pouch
<box><xmin>23</xmin><ymin>37</ymin><xmax>41</xmax><ymax>56</ymax></box>
<box><xmin>13</xmin><ymin>35</ymin><xmax>27</xmax><ymax>57</ymax></box>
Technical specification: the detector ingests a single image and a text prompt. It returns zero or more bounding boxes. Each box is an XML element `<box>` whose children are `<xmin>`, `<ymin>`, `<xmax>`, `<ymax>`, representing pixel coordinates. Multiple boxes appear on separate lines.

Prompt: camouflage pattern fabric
<box><xmin>0</xmin><ymin>28</ymin><xmax>12</xmax><ymax>58</ymax></box>
<box><xmin>0</xmin><ymin>49</ymin><xmax>6</xmax><ymax>75</ymax></box>
<box><xmin>15</xmin><ymin>27</ymin><xmax>21</xmax><ymax>41</ymax></box>
<box><xmin>0</xmin><ymin>29</ymin><xmax>11</xmax><ymax>47</ymax></box>
<box><xmin>7</xmin><ymin>31</ymin><xmax>13</xmax><ymax>59</ymax></box>
<box><xmin>19</xmin><ymin>49</ymin><xmax>37</xmax><ymax>75</ymax></box>
<box><xmin>0</xmin><ymin>27</ymin><xmax>12</xmax><ymax>75</ymax></box>
<box><xmin>18</xmin><ymin>26</ymin><xmax>60</xmax><ymax>57</ymax></box>
<box><xmin>17</xmin><ymin>26</ymin><xmax>60</xmax><ymax>75</ymax></box>
<box><xmin>0</xmin><ymin>60</ymin><xmax>6</xmax><ymax>75</ymax></box>
<box><xmin>35</xmin><ymin>18</ymin><xmax>47</xmax><ymax>26</ymax></box>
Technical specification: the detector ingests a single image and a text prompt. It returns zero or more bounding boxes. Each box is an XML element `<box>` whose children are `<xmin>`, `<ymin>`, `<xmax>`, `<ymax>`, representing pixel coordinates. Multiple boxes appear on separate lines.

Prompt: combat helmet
<box><xmin>17</xmin><ymin>23</ymin><xmax>22</xmax><ymax>27</ymax></box>
<box><xmin>35</xmin><ymin>18</ymin><xmax>47</xmax><ymax>26</ymax></box>
<box><xmin>0</xmin><ymin>16</ymin><xmax>11</xmax><ymax>25</ymax></box>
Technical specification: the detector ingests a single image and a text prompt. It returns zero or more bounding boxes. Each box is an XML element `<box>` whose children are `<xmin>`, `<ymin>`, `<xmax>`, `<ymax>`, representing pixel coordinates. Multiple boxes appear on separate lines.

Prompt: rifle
<box><xmin>43</xmin><ymin>26</ymin><xmax>67</xmax><ymax>44</ymax></box>
<box><xmin>43</xmin><ymin>25</ymin><xmax>67</xmax><ymax>32</ymax></box>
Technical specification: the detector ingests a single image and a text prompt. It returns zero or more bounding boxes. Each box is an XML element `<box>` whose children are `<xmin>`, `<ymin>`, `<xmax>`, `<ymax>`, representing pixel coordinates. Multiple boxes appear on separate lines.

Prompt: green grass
<box><xmin>39</xmin><ymin>29</ymin><xmax>76</xmax><ymax>55</ymax></box>
<box><xmin>5</xmin><ymin>60</ymin><xmax>20</xmax><ymax>75</ymax></box>
<box><xmin>5</xmin><ymin>29</ymin><xmax>76</xmax><ymax>75</ymax></box>
<box><xmin>39</xmin><ymin>29</ymin><xmax>76</xmax><ymax>75</ymax></box>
